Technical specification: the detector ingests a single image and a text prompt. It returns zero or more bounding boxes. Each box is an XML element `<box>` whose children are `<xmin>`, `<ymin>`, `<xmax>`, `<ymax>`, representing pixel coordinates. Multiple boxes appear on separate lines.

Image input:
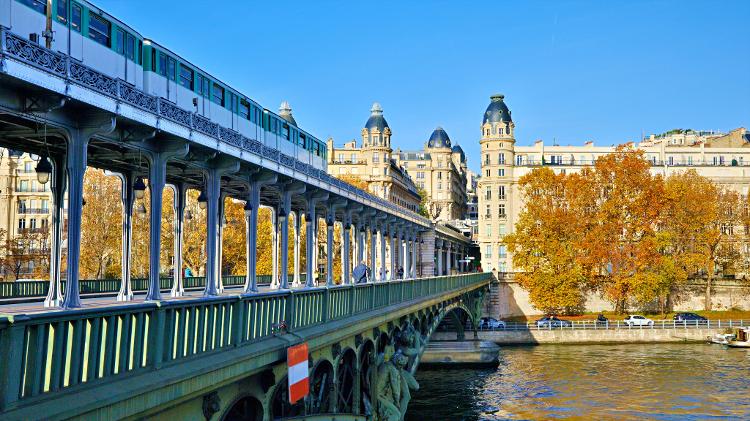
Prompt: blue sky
<box><xmin>97</xmin><ymin>0</ymin><xmax>749</xmax><ymax>172</ymax></box>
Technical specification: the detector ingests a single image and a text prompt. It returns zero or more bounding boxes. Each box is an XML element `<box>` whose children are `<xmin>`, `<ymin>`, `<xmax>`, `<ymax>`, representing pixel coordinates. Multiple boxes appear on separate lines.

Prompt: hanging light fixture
<box><xmin>35</xmin><ymin>155</ymin><xmax>52</xmax><ymax>184</ymax></box>
<box><xmin>197</xmin><ymin>191</ymin><xmax>207</xmax><ymax>209</ymax></box>
<box><xmin>136</xmin><ymin>202</ymin><xmax>147</xmax><ymax>217</ymax></box>
<box><xmin>133</xmin><ymin>177</ymin><xmax>146</xmax><ymax>200</ymax></box>
<box><xmin>244</xmin><ymin>201</ymin><xmax>253</xmax><ymax>218</ymax></box>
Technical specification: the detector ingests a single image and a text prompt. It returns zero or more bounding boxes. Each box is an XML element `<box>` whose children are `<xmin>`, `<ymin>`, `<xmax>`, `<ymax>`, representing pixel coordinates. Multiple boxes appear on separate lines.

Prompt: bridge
<box><xmin>0</xmin><ymin>20</ymin><xmax>485</xmax><ymax>420</ymax></box>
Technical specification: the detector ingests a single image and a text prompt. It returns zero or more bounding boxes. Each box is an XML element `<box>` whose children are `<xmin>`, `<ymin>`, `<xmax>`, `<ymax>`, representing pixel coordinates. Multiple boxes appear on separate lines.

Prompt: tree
<box><xmin>701</xmin><ymin>189</ymin><xmax>742</xmax><ymax>310</ymax></box>
<box><xmin>80</xmin><ymin>169</ymin><xmax>122</xmax><ymax>279</ymax></box>
<box><xmin>416</xmin><ymin>187</ymin><xmax>430</xmax><ymax>219</ymax></box>
<box><xmin>2</xmin><ymin>228</ymin><xmax>49</xmax><ymax>280</ymax></box>
<box><xmin>503</xmin><ymin>167</ymin><xmax>593</xmax><ymax>314</ymax></box>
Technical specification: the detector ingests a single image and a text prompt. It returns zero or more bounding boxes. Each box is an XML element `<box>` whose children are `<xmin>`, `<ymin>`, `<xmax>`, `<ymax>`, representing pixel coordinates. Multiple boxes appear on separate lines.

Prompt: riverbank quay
<box><xmin>432</xmin><ymin>320</ymin><xmax>747</xmax><ymax>345</ymax></box>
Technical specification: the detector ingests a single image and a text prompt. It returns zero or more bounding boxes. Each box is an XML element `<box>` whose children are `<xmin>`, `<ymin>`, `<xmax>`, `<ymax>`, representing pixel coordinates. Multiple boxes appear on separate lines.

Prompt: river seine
<box><xmin>406</xmin><ymin>343</ymin><xmax>750</xmax><ymax>420</ymax></box>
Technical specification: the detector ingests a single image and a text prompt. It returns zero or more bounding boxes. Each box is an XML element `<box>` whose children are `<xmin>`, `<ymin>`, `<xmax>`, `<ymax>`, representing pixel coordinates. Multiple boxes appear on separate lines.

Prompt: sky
<box><xmin>96</xmin><ymin>0</ymin><xmax>750</xmax><ymax>172</ymax></box>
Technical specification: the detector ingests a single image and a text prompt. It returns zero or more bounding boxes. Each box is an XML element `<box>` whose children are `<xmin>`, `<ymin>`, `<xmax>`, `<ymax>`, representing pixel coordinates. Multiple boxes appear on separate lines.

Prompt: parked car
<box><xmin>479</xmin><ymin>317</ymin><xmax>506</xmax><ymax>329</ymax></box>
<box><xmin>673</xmin><ymin>312</ymin><xmax>707</xmax><ymax>322</ymax></box>
<box><xmin>535</xmin><ymin>316</ymin><xmax>572</xmax><ymax>328</ymax></box>
<box><xmin>623</xmin><ymin>315</ymin><xmax>654</xmax><ymax>326</ymax></box>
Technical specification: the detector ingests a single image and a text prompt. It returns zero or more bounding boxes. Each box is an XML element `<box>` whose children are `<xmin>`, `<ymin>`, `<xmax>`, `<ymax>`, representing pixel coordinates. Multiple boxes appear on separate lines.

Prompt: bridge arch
<box><xmin>269</xmin><ymin>375</ymin><xmax>305</xmax><ymax>419</ymax></box>
<box><xmin>308</xmin><ymin>359</ymin><xmax>335</xmax><ymax>414</ymax></box>
<box><xmin>222</xmin><ymin>395</ymin><xmax>263</xmax><ymax>421</ymax></box>
<box><xmin>334</xmin><ymin>348</ymin><xmax>358</xmax><ymax>413</ymax></box>
<box><xmin>357</xmin><ymin>339</ymin><xmax>376</xmax><ymax>417</ymax></box>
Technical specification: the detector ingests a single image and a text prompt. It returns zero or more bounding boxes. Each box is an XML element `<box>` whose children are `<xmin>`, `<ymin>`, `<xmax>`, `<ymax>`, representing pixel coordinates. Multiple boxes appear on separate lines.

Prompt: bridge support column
<box><xmin>390</xmin><ymin>232</ymin><xmax>396</xmax><ymax>281</ymax></box>
<box><xmin>437</xmin><ymin>241</ymin><xmax>443</xmax><ymax>276</ymax></box>
<box><xmin>369</xmin><ymin>226</ymin><xmax>376</xmax><ymax>282</ymax></box>
<box><xmin>356</xmin><ymin>224</ymin><xmax>364</xmax><ymax>267</ymax></box>
<box><xmin>217</xmin><ymin>193</ymin><xmax>227</xmax><ymax>294</ymax></box>
<box><xmin>44</xmin><ymin>155</ymin><xmax>66</xmax><ymax>308</ymax></box>
<box><xmin>380</xmin><ymin>227</ymin><xmax>387</xmax><ymax>281</ymax></box>
<box><xmin>146</xmin><ymin>144</ymin><xmax>189</xmax><ymax>301</ymax></box>
<box><xmin>279</xmin><ymin>209</ymin><xmax>290</xmax><ymax>289</ymax></box>
<box><xmin>293</xmin><ymin>211</ymin><xmax>302</xmax><ymax>287</ymax></box>
<box><xmin>411</xmin><ymin>233</ymin><xmax>418</xmax><ymax>278</ymax></box>
<box><xmin>116</xmin><ymin>171</ymin><xmax>135</xmax><ymax>301</ymax></box>
<box><xmin>171</xmin><ymin>183</ymin><xmax>187</xmax><ymax>297</ymax></box>
<box><xmin>271</xmin><ymin>209</ymin><xmax>279</xmax><ymax>288</ymax></box>
<box><xmin>62</xmin><ymin>117</ymin><xmax>116</xmax><ymax>309</ymax></box>
<box><xmin>203</xmin><ymin>159</ymin><xmax>239</xmax><ymax>297</ymax></box>
<box><xmin>446</xmin><ymin>242</ymin><xmax>452</xmax><ymax>276</ymax></box>
<box><xmin>402</xmin><ymin>232</ymin><xmax>409</xmax><ymax>280</ymax></box>
<box><xmin>244</xmin><ymin>175</ymin><xmax>275</xmax><ymax>293</ymax></box>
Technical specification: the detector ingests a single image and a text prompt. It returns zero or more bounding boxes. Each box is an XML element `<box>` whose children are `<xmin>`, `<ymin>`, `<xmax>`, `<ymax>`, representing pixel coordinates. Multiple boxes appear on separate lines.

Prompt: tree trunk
<box><xmin>705</xmin><ymin>261</ymin><xmax>714</xmax><ymax>311</ymax></box>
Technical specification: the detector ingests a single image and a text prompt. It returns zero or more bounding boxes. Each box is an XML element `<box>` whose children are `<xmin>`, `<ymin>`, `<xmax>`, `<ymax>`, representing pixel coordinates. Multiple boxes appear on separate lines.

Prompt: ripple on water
<box><xmin>406</xmin><ymin>343</ymin><xmax>750</xmax><ymax>421</ymax></box>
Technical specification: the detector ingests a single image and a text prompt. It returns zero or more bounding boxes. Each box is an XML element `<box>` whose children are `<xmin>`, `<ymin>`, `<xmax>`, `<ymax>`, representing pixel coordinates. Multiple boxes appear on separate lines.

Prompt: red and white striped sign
<box><xmin>287</xmin><ymin>342</ymin><xmax>309</xmax><ymax>404</ymax></box>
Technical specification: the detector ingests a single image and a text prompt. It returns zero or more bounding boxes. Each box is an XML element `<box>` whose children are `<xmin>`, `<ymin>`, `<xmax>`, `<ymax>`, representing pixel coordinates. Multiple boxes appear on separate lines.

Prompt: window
<box><xmin>498</xmin><ymin>153</ymin><xmax>505</xmax><ymax>165</ymax></box>
<box><xmin>239</xmin><ymin>99</ymin><xmax>250</xmax><ymax>119</ymax></box>
<box><xmin>416</xmin><ymin>172</ymin><xmax>424</xmax><ymax>179</ymax></box>
<box><xmin>179</xmin><ymin>66</ymin><xmax>194</xmax><ymax>90</ymax></box>
<box><xmin>167</xmin><ymin>57</ymin><xmax>176</xmax><ymax>80</ymax></box>
<box><xmin>667</xmin><ymin>156</ymin><xmax>674</xmax><ymax>166</ymax></box>
<box><xmin>437</xmin><ymin>172</ymin><xmax>442</xmax><ymax>180</ymax></box>
<box><xmin>498</xmin><ymin>168</ymin><xmax>505</xmax><ymax>177</ymax></box>
<box><xmin>41</xmin><ymin>199</ymin><xmax>49</xmax><ymax>210</ymax></box>
<box><xmin>498</xmin><ymin>204</ymin><xmax>506</xmax><ymax>217</ymax></box>
<box><xmin>88</xmin><ymin>13</ymin><xmax>111</xmax><ymax>47</ymax></box>
<box><xmin>499</xmin><ymin>245</ymin><xmax>507</xmax><ymax>258</ymax></box>
<box><xmin>24</xmin><ymin>161</ymin><xmax>32</xmax><ymax>172</ymax></box>
<box><xmin>484</xmin><ymin>154</ymin><xmax>490</xmax><ymax>165</ymax></box>
<box><xmin>57</xmin><ymin>0</ymin><xmax>68</xmax><ymax>23</ymax></box>
<box><xmin>115</xmin><ymin>29</ymin><xmax>125</xmax><ymax>54</ymax></box>
<box><xmin>484</xmin><ymin>245</ymin><xmax>492</xmax><ymax>258</ymax></box>
<box><xmin>438</xmin><ymin>182</ymin><xmax>442</xmax><ymax>190</ymax></box>
<box><xmin>485</xmin><ymin>205</ymin><xmax>491</xmax><ymax>217</ymax></box>
<box><xmin>19</xmin><ymin>0</ymin><xmax>46</xmax><ymax>13</ymax></box>
<box><xmin>71</xmin><ymin>3</ymin><xmax>82</xmax><ymax>31</ymax></box>
<box><xmin>499</xmin><ymin>225</ymin><xmax>506</xmax><ymax>237</ymax></box>
<box><xmin>516</xmin><ymin>155</ymin><xmax>523</xmax><ymax>165</ymax></box>
<box><xmin>18</xmin><ymin>199</ymin><xmax>27</xmax><ymax>213</ymax></box>
<box><xmin>485</xmin><ymin>169</ymin><xmax>490</xmax><ymax>177</ymax></box>
<box><xmin>18</xmin><ymin>218</ymin><xmax>26</xmax><ymax>230</ymax></box>
<box><xmin>498</xmin><ymin>185</ymin><xmax>505</xmax><ymax>200</ymax></box>
<box><xmin>485</xmin><ymin>224</ymin><xmax>491</xmax><ymax>236</ymax></box>
<box><xmin>373</xmin><ymin>152</ymin><xmax>379</xmax><ymax>163</ymax></box>
<box><xmin>30</xmin><ymin>218</ymin><xmax>37</xmax><ymax>230</ymax></box>
<box><xmin>19</xmin><ymin>180</ymin><xmax>28</xmax><ymax>192</ymax></box>
<box><xmin>41</xmin><ymin>219</ymin><xmax>48</xmax><ymax>228</ymax></box>
<box><xmin>687</xmin><ymin>156</ymin><xmax>694</xmax><ymax>165</ymax></box>
<box><xmin>212</xmin><ymin>84</ymin><xmax>224</xmax><ymax>106</ymax></box>
<box><xmin>485</xmin><ymin>187</ymin><xmax>491</xmax><ymax>200</ymax></box>
<box><xmin>126</xmin><ymin>34</ymin><xmax>136</xmax><ymax>61</ymax></box>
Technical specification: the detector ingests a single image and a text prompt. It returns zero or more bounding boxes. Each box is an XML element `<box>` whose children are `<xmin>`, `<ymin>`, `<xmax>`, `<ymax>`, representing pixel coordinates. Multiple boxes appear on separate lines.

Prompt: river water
<box><xmin>406</xmin><ymin>344</ymin><xmax>750</xmax><ymax>420</ymax></box>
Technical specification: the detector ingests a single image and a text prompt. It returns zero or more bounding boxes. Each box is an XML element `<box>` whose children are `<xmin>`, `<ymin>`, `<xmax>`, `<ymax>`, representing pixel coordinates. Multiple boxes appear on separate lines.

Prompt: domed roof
<box><xmin>451</xmin><ymin>144</ymin><xmax>466</xmax><ymax>162</ymax></box>
<box><xmin>278</xmin><ymin>101</ymin><xmax>297</xmax><ymax>125</ymax></box>
<box><xmin>427</xmin><ymin>126</ymin><xmax>451</xmax><ymax>148</ymax></box>
<box><xmin>483</xmin><ymin>94</ymin><xmax>512</xmax><ymax>125</ymax></box>
<box><xmin>364</xmin><ymin>102</ymin><xmax>389</xmax><ymax>131</ymax></box>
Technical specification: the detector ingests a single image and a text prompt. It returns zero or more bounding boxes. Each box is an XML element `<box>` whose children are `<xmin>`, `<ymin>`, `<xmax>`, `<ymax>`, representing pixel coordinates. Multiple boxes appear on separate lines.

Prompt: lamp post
<box><xmin>133</xmin><ymin>177</ymin><xmax>146</xmax><ymax>200</ymax></box>
<box><xmin>35</xmin><ymin>155</ymin><xmax>52</xmax><ymax>184</ymax></box>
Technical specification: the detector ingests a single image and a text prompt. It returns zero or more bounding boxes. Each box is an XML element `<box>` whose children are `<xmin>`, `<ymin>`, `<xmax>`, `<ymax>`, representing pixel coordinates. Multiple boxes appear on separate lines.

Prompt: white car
<box><xmin>623</xmin><ymin>315</ymin><xmax>654</xmax><ymax>327</ymax></box>
<box><xmin>479</xmin><ymin>317</ymin><xmax>507</xmax><ymax>329</ymax></box>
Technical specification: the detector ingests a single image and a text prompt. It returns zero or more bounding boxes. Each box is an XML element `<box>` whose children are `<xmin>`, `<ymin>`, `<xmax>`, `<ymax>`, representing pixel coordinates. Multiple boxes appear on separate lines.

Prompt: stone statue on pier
<box><xmin>374</xmin><ymin>350</ymin><xmax>420</xmax><ymax>421</ymax></box>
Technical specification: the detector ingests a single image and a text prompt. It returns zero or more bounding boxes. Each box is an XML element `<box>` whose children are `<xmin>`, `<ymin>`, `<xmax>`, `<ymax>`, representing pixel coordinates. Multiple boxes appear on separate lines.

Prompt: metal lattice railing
<box><xmin>477</xmin><ymin>319</ymin><xmax>748</xmax><ymax>331</ymax></box>
<box><xmin>0</xmin><ymin>273</ymin><xmax>490</xmax><ymax>409</ymax></box>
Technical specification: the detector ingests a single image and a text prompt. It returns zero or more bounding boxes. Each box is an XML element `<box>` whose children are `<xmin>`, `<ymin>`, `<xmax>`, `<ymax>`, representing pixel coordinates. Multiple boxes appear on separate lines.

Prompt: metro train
<box><xmin>1</xmin><ymin>0</ymin><xmax>328</xmax><ymax>170</ymax></box>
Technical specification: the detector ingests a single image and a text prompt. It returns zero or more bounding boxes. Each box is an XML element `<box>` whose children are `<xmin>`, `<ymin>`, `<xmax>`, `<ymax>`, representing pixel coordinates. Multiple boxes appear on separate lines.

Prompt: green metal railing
<box><xmin>0</xmin><ymin>273</ymin><xmax>489</xmax><ymax>410</ymax></box>
<box><xmin>0</xmin><ymin>274</ymin><xmax>303</xmax><ymax>299</ymax></box>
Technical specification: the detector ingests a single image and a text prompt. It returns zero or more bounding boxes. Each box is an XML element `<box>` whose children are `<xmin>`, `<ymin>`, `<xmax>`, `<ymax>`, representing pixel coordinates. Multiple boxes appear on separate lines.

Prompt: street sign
<box><xmin>287</xmin><ymin>342</ymin><xmax>309</xmax><ymax>404</ymax></box>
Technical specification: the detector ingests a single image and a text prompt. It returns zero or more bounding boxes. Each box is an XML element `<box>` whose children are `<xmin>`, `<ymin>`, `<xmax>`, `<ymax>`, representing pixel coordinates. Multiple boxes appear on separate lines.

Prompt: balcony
<box><xmin>17</xmin><ymin>208</ymin><xmax>49</xmax><ymax>214</ymax></box>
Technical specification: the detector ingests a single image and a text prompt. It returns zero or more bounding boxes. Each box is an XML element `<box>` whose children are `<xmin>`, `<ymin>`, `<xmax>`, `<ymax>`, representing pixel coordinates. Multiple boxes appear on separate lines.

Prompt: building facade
<box><xmin>0</xmin><ymin>149</ymin><xmax>55</xmax><ymax>279</ymax></box>
<box><xmin>393</xmin><ymin>127</ymin><xmax>468</xmax><ymax>222</ymax></box>
<box><xmin>477</xmin><ymin>93</ymin><xmax>750</xmax><ymax>273</ymax></box>
<box><xmin>326</xmin><ymin>103</ymin><xmax>421</xmax><ymax>213</ymax></box>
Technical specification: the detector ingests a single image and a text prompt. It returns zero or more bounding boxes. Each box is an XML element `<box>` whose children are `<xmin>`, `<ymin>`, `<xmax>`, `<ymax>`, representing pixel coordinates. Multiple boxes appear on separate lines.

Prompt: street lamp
<box><xmin>133</xmin><ymin>177</ymin><xmax>146</xmax><ymax>200</ymax></box>
<box><xmin>35</xmin><ymin>155</ymin><xmax>52</xmax><ymax>184</ymax></box>
<box><xmin>197</xmin><ymin>191</ymin><xmax>207</xmax><ymax>209</ymax></box>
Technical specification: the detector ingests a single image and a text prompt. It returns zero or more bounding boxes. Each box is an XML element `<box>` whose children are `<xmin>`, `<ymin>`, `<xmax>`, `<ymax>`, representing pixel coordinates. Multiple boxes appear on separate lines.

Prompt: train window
<box><xmin>19</xmin><ymin>0</ymin><xmax>46</xmax><ymax>14</ymax></box>
<box><xmin>57</xmin><ymin>0</ymin><xmax>68</xmax><ymax>23</ymax></box>
<box><xmin>88</xmin><ymin>13</ymin><xmax>111</xmax><ymax>47</ymax></box>
<box><xmin>198</xmin><ymin>75</ymin><xmax>210</xmax><ymax>97</ymax></box>
<box><xmin>158</xmin><ymin>53</ymin><xmax>167</xmax><ymax>76</ymax></box>
<box><xmin>126</xmin><ymin>34</ymin><xmax>136</xmax><ymax>61</ymax></box>
<box><xmin>212</xmin><ymin>84</ymin><xmax>224</xmax><ymax>106</ymax></box>
<box><xmin>239</xmin><ymin>99</ymin><xmax>250</xmax><ymax>119</ymax></box>
<box><xmin>115</xmin><ymin>29</ymin><xmax>125</xmax><ymax>54</ymax></box>
<box><xmin>299</xmin><ymin>134</ymin><xmax>306</xmax><ymax>148</ymax></box>
<box><xmin>138</xmin><ymin>41</ymin><xmax>142</xmax><ymax>65</ymax></box>
<box><xmin>167</xmin><ymin>57</ymin><xmax>176</xmax><ymax>80</ymax></box>
<box><xmin>179</xmin><ymin>66</ymin><xmax>194</xmax><ymax>90</ymax></box>
<box><xmin>150</xmin><ymin>49</ymin><xmax>156</xmax><ymax>71</ymax></box>
<box><xmin>71</xmin><ymin>3</ymin><xmax>81</xmax><ymax>31</ymax></box>
<box><xmin>282</xmin><ymin>125</ymin><xmax>290</xmax><ymax>141</ymax></box>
